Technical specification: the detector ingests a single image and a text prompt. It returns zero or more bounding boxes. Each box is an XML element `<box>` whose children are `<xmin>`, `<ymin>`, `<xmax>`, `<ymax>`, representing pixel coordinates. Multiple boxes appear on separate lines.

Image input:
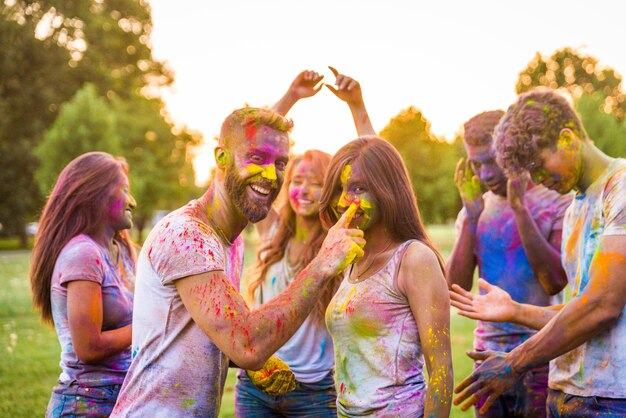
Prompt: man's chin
<box><xmin>243</xmin><ymin>205</ymin><xmax>271</xmax><ymax>223</ymax></box>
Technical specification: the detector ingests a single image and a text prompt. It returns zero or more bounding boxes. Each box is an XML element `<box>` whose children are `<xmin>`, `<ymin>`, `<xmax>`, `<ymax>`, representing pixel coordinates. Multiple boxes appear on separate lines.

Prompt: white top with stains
<box><xmin>550</xmin><ymin>159</ymin><xmax>626</xmax><ymax>398</ymax></box>
<box><xmin>111</xmin><ymin>200</ymin><xmax>244</xmax><ymax>417</ymax></box>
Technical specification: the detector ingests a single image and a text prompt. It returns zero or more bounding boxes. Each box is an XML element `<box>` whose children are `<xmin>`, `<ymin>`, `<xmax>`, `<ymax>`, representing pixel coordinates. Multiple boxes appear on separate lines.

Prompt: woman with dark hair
<box><xmin>234</xmin><ymin>68</ymin><xmax>374</xmax><ymax>417</ymax></box>
<box><xmin>320</xmin><ymin>137</ymin><xmax>453</xmax><ymax>417</ymax></box>
<box><xmin>30</xmin><ymin>152</ymin><xmax>137</xmax><ymax>417</ymax></box>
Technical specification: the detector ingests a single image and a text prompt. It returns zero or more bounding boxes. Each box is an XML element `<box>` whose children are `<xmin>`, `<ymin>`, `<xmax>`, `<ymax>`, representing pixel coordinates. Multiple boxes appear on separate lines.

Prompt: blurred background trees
<box><xmin>0</xmin><ymin>0</ymin><xmax>200</xmax><ymax>245</ymax></box>
<box><xmin>1</xmin><ymin>1</ymin><xmax>625</xmax><ymax>246</ymax></box>
<box><xmin>379</xmin><ymin>107</ymin><xmax>463</xmax><ymax>224</ymax></box>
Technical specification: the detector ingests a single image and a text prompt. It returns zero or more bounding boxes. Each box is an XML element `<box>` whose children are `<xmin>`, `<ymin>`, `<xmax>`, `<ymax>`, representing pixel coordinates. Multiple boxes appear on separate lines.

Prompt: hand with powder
<box><xmin>315</xmin><ymin>202</ymin><xmax>365</xmax><ymax>276</ymax></box>
<box><xmin>454</xmin><ymin>350</ymin><xmax>523</xmax><ymax>413</ymax></box>
<box><xmin>325</xmin><ymin>66</ymin><xmax>375</xmax><ymax>136</ymax></box>
<box><xmin>287</xmin><ymin>70</ymin><xmax>324</xmax><ymax>100</ymax></box>
<box><xmin>271</xmin><ymin>70</ymin><xmax>324</xmax><ymax>116</ymax></box>
<box><xmin>455</xmin><ymin>158</ymin><xmax>484</xmax><ymax>221</ymax></box>
<box><xmin>450</xmin><ymin>279</ymin><xmax>517</xmax><ymax>323</ymax></box>
<box><xmin>325</xmin><ymin>66</ymin><xmax>364</xmax><ymax>106</ymax></box>
<box><xmin>507</xmin><ymin>172</ymin><xmax>529</xmax><ymax>212</ymax></box>
<box><xmin>246</xmin><ymin>355</ymin><xmax>296</xmax><ymax>396</ymax></box>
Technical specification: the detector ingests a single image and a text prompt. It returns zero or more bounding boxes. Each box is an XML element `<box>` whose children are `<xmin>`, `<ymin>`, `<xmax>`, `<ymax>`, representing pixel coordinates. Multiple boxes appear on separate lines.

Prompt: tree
<box><xmin>379</xmin><ymin>107</ymin><xmax>462</xmax><ymax>224</ymax></box>
<box><xmin>35</xmin><ymin>83</ymin><xmax>121</xmax><ymax>194</ymax></box>
<box><xmin>517</xmin><ymin>47</ymin><xmax>626</xmax><ymax>119</ymax></box>
<box><xmin>111</xmin><ymin>94</ymin><xmax>201</xmax><ymax>242</ymax></box>
<box><xmin>7</xmin><ymin>0</ymin><xmax>172</xmax><ymax>98</ymax></box>
<box><xmin>0</xmin><ymin>7</ymin><xmax>78</xmax><ymax>244</ymax></box>
<box><xmin>0</xmin><ymin>0</ymin><xmax>175</xmax><ymax>245</ymax></box>
<box><xmin>576</xmin><ymin>92</ymin><xmax>626</xmax><ymax>157</ymax></box>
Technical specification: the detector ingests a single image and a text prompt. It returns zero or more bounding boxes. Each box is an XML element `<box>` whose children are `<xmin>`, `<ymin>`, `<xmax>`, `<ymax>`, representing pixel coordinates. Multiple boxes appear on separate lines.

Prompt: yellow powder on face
<box><xmin>336</xmin><ymin>192</ymin><xmax>350</xmax><ymax>210</ymax></box>
<box><xmin>359</xmin><ymin>197</ymin><xmax>372</xmax><ymax>209</ymax></box>
<box><xmin>262</xmin><ymin>164</ymin><xmax>277</xmax><ymax>180</ymax></box>
<box><xmin>246</xmin><ymin>164</ymin><xmax>264</xmax><ymax>176</ymax></box>
<box><xmin>246</xmin><ymin>163</ymin><xmax>277</xmax><ymax>180</ymax></box>
<box><xmin>340</xmin><ymin>164</ymin><xmax>352</xmax><ymax>186</ymax></box>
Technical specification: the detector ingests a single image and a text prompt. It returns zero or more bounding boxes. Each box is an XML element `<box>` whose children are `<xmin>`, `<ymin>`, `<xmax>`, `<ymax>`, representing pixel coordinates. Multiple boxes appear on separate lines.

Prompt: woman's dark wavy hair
<box><xmin>319</xmin><ymin>136</ymin><xmax>444</xmax><ymax>271</ymax></box>
<box><xmin>30</xmin><ymin>152</ymin><xmax>136</xmax><ymax>324</ymax></box>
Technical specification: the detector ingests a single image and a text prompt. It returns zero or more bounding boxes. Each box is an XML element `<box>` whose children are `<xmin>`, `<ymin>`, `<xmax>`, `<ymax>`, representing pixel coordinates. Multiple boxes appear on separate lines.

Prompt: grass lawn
<box><xmin>0</xmin><ymin>224</ymin><xmax>475</xmax><ymax>417</ymax></box>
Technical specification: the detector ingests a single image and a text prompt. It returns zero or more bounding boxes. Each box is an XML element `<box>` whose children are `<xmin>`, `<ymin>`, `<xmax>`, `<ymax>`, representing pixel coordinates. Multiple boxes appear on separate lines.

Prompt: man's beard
<box><xmin>224</xmin><ymin>167</ymin><xmax>279</xmax><ymax>223</ymax></box>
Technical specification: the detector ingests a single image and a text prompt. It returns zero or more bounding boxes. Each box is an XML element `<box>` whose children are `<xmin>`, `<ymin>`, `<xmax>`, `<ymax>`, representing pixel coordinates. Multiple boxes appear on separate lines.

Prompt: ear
<box><xmin>557</xmin><ymin>128</ymin><xmax>577</xmax><ymax>147</ymax></box>
<box><xmin>214</xmin><ymin>146</ymin><xmax>228</xmax><ymax>170</ymax></box>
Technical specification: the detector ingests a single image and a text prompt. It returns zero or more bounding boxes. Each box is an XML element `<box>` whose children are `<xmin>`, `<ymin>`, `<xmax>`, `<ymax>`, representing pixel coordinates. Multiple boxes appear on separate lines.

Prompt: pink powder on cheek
<box><xmin>109</xmin><ymin>198</ymin><xmax>125</xmax><ymax>216</ymax></box>
<box><xmin>289</xmin><ymin>188</ymin><xmax>300</xmax><ymax>200</ymax></box>
<box><xmin>289</xmin><ymin>188</ymin><xmax>301</xmax><ymax>210</ymax></box>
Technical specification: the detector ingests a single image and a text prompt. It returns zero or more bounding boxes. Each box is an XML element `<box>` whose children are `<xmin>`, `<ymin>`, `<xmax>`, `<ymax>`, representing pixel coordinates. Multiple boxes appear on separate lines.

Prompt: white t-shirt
<box><xmin>111</xmin><ymin>200</ymin><xmax>244</xmax><ymax>417</ymax></box>
<box><xmin>549</xmin><ymin>159</ymin><xmax>626</xmax><ymax>398</ymax></box>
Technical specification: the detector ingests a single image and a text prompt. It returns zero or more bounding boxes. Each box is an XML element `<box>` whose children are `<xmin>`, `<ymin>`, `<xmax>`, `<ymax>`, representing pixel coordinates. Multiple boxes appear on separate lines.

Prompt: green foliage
<box><xmin>379</xmin><ymin>107</ymin><xmax>462</xmax><ymax>224</ymax></box>
<box><xmin>111</xmin><ymin>94</ymin><xmax>202</xmax><ymax>240</ymax></box>
<box><xmin>35</xmin><ymin>84</ymin><xmax>202</xmax><ymax>242</ymax></box>
<box><xmin>0</xmin><ymin>8</ymin><xmax>78</xmax><ymax>242</ymax></box>
<box><xmin>0</xmin><ymin>1</ymin><xmax>182</xmax><ymax>246</ymax></box>
<box><xmin>575</xmin><ymin>92</ymin><xmax>626</xmax><ymax>157</ymax></box>
<box><xmin>7</xmin><ymin>0</ymin><xmax>172</xmax><ymax>97</ymax></box>
<box><xmin>35</xmin><ymin>84</ymin><xmax>122</xmax><ymax>195</ymax></box>
<box><xmin>517</xmin><ymin>47</ymin><xmax>626</xmax><ymax>119</ymax></box>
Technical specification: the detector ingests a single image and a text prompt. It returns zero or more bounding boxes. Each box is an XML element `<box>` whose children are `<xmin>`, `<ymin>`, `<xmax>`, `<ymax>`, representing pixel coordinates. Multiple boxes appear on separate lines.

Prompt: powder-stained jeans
<box><xmin>235</xmin><ymin>371</ymin><xmax>336</xmax><ymax>418</ymax></box>
<box><xmin>547</xmin><ymin>389</ymin><xmax>626</xmax><ymax>418</ymax></box>
<box><xmin>475</xmin><ymin>363</ymin><xmax>549</xmax><ymax>418</ymax></box>
<box><xmin>46</xmin><ymin>382</ymin><xmax>121</xmax><ymax>417</ymax></box>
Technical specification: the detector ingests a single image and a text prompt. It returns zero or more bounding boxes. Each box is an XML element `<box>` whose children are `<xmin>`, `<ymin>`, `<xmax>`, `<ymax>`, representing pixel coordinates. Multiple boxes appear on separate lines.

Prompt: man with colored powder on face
<box><xmin>453</xmin><ymin>87</ymin><xmax>626</xmax><ymax>418</ymax></box>
<box><xmin>446</xmin><ymin>109</ymin><xmax>571</xmax><ymax>417</ymax></box>
<box><xmin>110</xmin><ymin>107</ymin><xmax>365</xmax><ymax>418</ymax></box>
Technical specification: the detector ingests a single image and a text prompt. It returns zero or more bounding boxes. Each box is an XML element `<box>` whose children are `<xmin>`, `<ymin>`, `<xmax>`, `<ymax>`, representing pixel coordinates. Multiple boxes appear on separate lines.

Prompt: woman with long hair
<box><xmin>321</xmin><ymin>137</ymin><xmax>453</xmax><ymax>417</ymax></box>
<box><xmin>234</xmin><ymin>68</ymin><xmax>375</xmax><ymax>417</ymax></box>
<box><xmin>235</xmin><ymin>149</ymin><xmax>338</xmax><ymax>416</ymax></box>
<box><xmin>30</xmin><ymin>152</ymin><xmax>137</xmax><ymax>417</ymax></box>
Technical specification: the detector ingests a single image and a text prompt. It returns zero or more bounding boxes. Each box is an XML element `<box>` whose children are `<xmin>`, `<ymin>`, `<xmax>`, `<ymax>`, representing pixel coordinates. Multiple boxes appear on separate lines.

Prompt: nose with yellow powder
<box><xmin>246</xmin><ymin>163</ymin><xmax>277</xmax><ymax>181</ymax></box>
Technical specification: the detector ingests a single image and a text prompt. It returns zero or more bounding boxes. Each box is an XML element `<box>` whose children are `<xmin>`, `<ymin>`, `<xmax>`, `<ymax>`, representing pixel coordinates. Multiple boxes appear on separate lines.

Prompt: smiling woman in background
<box><xmin>30</xmin><ymin>152</ymin><xmax>137</xmax><ymax>417</ymax></box>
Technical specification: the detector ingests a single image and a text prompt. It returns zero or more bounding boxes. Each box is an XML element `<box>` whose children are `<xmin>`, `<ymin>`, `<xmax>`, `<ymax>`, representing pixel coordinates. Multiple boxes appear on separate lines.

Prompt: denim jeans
<box><xmin>475</xmin><ymin>363</ymin><xmax>549</xmax><ymax>418</ymax></box>
<box><xmin>547</xmin><ymin>389</ymin><xmax>626</xmax><ymax>418</ymax></box>
<box><xmin>46</xmin><ymin>382</ymin><xmax>121</xmax><ymax>417</ymax></box>
<box><xmin>235</xmin><ymin>371</ymin><xmax>337</xmax><ymax>418</ymax></box>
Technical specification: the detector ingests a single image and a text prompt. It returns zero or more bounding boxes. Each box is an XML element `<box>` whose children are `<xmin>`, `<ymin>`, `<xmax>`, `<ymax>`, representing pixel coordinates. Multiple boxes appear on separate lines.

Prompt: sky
<box><xmin>146</xmin><ymin>0</ymin><xmax>626</xmax><ymax>185</ymax></box>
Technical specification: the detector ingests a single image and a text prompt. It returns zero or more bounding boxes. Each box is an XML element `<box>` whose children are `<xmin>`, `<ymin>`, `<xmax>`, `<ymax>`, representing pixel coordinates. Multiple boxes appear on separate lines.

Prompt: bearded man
<box><xmin>111</xmin><ymin>108</ymin><xmax>364</xmax><ymax>417</ymax></box>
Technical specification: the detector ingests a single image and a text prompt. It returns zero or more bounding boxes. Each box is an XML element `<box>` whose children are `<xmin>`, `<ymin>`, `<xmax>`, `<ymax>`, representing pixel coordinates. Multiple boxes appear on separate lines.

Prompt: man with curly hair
<box><xmin>453</xmin><ymin>88</ymin><xmax>626</xmax><ymax>417</ymax></box>
<box><xmin>447</xmin><ymin>109</ymin><xmax>571</xmax><ymax>417</ymax></box>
